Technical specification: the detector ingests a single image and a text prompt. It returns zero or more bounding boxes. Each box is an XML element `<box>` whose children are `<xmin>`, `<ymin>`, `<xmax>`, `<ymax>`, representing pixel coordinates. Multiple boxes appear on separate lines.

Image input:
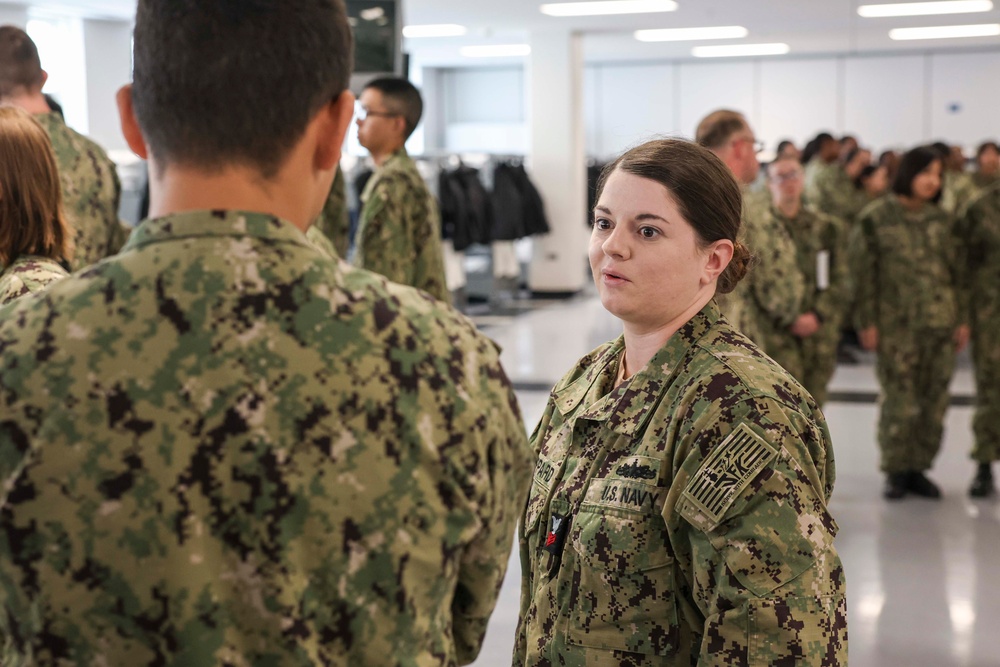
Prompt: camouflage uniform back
<box><xmin>355</xmin><ymin>148</ymin><xmax>449</xmax><ymax>303</ymax></box>
<box><xmin>0</xmin><ymin>255</ymin><xmax>68</xmax><ymax>305</ymax></box>
<box><xmin>805</xmin><ymin>161</ymin><xmax>868</xmax><ymax>226</ymax></box>
<box><xmin>0</xmin><ymin>210</ymin><xmax>531</xmax><ymax>666</ymax></box>
<box><xmin>850</xmin><ymin>195</ymin><xmax>966</xmax><ymax>473</ymax></box>
<box><xmin>756</xmin><ymin>205</ymin><xmax>849</xmax><ymax>404</ymax></box>
<box><xmin>312</xmin><ymin>164</ymin><xmax>351</xmax><ymax>258</ymax></box>
<box><xmin>34</xmin><ymin>112</ymin><xmax>128</xmax><ymax>270</ymax></box>
<box><xmin>958</xmin><ymin>181</ymin><xmax>1000</xmax><ymax>463</ymax></box>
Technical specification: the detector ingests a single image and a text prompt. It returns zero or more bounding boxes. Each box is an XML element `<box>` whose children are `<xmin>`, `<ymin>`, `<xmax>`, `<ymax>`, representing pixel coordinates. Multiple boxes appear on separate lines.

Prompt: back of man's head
<box><xmin>363</xmin><ymin>77</ymin><xmax>424</xmax><ymax>140</ymax></box>
<box><xmin>0</xmin><ymin>26</ymin><xmax>43</xmax><ymax>98</ymax></box>
<box><xmin>695</xmin><ymin>109</ymin><xmax>747</xmax><ymax>151</ymax></box>
<box><xmin>132</xmin><ymin>0</ymin><xmax>353</xmax><ymax>180</ymax></box>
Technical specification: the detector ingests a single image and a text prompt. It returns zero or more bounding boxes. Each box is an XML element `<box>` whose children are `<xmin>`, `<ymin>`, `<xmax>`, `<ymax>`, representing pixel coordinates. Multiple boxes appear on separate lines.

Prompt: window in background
<box><xmin>27</xmin><ymin>14</ymin><xmax>88</xmax><ymax>133</ymax></box>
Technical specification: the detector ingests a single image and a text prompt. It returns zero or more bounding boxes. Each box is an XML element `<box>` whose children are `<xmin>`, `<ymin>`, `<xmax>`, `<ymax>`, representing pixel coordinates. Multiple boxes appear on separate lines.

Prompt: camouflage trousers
<box><xmin>765</xmin><ymin>326</ymin><xmax>840</xmax><ymax>406</ymax></box>
<box><xmin>972</xmin><ymin>323</ymin><xmax>1000</xmax><ymax>462</ymax></box>
<box><xmin>876</xmin><ymin>329</ymin><xmax>955</xmax><ymax>473</ymax></box>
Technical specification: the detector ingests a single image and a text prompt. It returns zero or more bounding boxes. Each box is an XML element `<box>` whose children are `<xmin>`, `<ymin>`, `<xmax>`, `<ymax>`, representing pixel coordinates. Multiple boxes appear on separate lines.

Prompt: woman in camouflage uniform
<box><xmin>850</xmin><ymin>146</ymin><xmax>969</xmax><ymax>500</ymax></box>
<box><xmin>514</xmin><ymin>139</ymin><xmax>847</xmax><ymax>666</ymax></box>
<box><xmin>0</xmin><ymin>106</ymin><xmax>71</xmax><ymax>305</ymax></box>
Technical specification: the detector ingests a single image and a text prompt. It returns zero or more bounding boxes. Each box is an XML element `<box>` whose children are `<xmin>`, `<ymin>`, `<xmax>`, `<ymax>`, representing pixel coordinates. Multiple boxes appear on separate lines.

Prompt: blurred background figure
<box><xmin>0</xmin><ymin>25</ymin><xmax>127</xmax><ymax>271</ymax></box>
<box><xmin>758</xmin><ymin>156</ymin><xmax>849</xmax><ymax>405</ymax></box>
<box><xmin>0</xmin><ymin>106</ymin><xmax>71</xmax><ymax>304</ymax></box>
<box><xmin>855</xmin><ymin>163</ymin><xmax>890</xmax><ymax>202</ymax></box>
<box><xmin>776</xmin><ymin>138</ymin><xmax>801</xmax><ymax>162</ymax></box>
<box><xmin>850</xmin><ymin>146</ymin><xmax>968</xmax><ymax>501</ymax></box>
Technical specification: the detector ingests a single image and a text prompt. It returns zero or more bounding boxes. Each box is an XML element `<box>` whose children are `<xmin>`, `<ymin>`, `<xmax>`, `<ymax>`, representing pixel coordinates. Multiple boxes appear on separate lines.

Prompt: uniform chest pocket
<box><xmin>566</xmin><ymin>506</ymin><xmax>679</xmax><ymax>657</ymax></box>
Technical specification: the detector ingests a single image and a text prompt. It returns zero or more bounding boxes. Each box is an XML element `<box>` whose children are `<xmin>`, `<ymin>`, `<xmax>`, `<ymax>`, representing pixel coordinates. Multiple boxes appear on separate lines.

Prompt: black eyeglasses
<box><xmin>356</xmin><ymin>107</ymin><xmax>400</xmax><ymax>121</ymax></box>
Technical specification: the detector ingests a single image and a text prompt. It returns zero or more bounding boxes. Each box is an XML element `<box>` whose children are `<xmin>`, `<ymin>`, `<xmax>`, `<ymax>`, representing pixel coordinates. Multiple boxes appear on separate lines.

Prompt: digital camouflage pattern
<box><xmin>943</xmin><ymin>171</ymin><xmax>1000</xmax><ymax>216</ymax></box>
<box><xmin>313</xmin><ymin>164</ymin><xmax>351</xmax><ymax>258</ymax></box>
<box><xmin>958</xmin><ymin>181</ymin><xmax>1000</xmax><ymax>462</ymax></box>
<box><xmin>0</xmin><ymin>209</ymin><xmax>532</xmax><ymax>666</ymax></box>
<box><xmin>355</xmin><ymin>148</ymin><xmax>449</xmax><ymax>303</ymax></box>
<box><xmin>723</xmin><ymin>193</ymin><xmax>806</xmax><ymax>354</ymax></box>
<box><xmin>0</xmin><ymin>255</ymin><xmax>69</xmax><ymax>305</ymax></box>
<box><xmin>34</xmin><ymin>111</ymin><xmax>129</xmax><ymax>271</ymax></box>
<box><xmin>515</xmin><ymin>301</ymin><xmax>847</xmax><ymax>667</ymax></box>
<box><xmin>850</xmin><ymin>195</ymin><xmax>966</xmax><ymax>473</ymax></box>
<box><xmin>803</xmin><ymin>159</ymin><xmax>833</xmax><ymax>196</ymax></box>
<box><xmin>305</xmin><ymin>223</ymin><xmax>339</xmax><ymax>259</ymax></box>
<box><xmin>757</xmin><ymin>205</ymin><xmax>850</xmax><ymax>405</ymax></box>
<box><xmin>940</xmin><ymin>170</ymin><xmax>977</xmax><ymax>215</ymax></box>
<box><xmin>805</xmin><ymin>161</ymin><xmax>868</xmax><ymax>226</ymax></box>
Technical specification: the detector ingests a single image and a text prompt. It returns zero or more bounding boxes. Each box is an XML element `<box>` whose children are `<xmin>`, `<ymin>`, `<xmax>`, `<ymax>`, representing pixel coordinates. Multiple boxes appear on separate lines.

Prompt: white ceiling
<box><xmin>407</xmin><ymin>0</ymin><xmax>1000</xmax><ymax>65</ymax></box>
<box><xmin>5</xmin><ymin>0</ymin><xmax>1000</xmax><ymax>65</ymax></box>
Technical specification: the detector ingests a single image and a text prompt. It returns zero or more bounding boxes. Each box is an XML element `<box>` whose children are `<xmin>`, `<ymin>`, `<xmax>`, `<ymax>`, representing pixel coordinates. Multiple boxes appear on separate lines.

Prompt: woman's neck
<box><xmin>621</xmin><ymin>291</ymin><xmax>714</xmax><ymax>377</ymax></box>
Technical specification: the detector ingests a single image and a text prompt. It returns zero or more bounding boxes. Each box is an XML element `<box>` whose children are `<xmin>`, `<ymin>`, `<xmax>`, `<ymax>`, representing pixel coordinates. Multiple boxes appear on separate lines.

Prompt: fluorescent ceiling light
<box><xmin>889</xmin><ymin>22</ymin><xmax>1000</xmax><ymax>38</ymax></box>
<box><xmin>692</xmin><ymin>43</ymin><xmax>790</xmax><ymax>57</ymax></box>
<box><xmin>403</xmin><ymin>24</ymin><xmax>467</xmax><ymax>38</ymax></box>
<box><xmin>858</xmin><ymin>1</ymin><xmax>993</xmax><ymax>17</ymax></box>
<box><xmin>460</xmin><ymin>44</ymin><xmax>532</xmax><ymax>57</ymax></box>
<box><xmin>635</xmin><ymin>26</ymin><xmax>749</xmax><ymax>42</ymax></box>
<box><xmin>540</xmin><ymin>0</ymin><xmax>678</xmax><ymax>17</ymax></box>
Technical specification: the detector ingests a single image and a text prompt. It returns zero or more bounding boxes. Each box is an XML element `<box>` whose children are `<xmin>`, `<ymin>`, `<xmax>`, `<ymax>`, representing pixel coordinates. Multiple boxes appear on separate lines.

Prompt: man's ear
<box><xmin>116</xmin><ymin>84</ymin><xmax>148</xmax><ymax>160</ymax></box>
<box><xmin>316</xmin><ymin>89</ymin><xmax>356</xmax><ymax>170</ymax></box>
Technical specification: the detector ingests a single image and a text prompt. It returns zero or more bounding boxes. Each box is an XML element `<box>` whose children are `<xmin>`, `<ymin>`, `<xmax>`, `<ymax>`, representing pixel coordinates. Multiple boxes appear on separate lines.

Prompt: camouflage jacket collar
<box><xmin>123</xmin><ymin>210</ymin><xmax>309</xmax><ymax>252</ymax></box>
<box><xmin>884</xmin><ymin>194</ymin><xmax>946</xmax><ymax>223</ymax></box>
<box><xmin>0</xmin><ymin>254</ymin><xmax>69</xmax><ymax>279</ymax></box>
<box><xmin>553</xmin><ymin>300</ymin><xmax>722</xmax><ymax>437</ymax></box>
<box><xmin>383</xmin><ymin>147</ymin><xmax>411</xmax><ymax>171</ymax></box>
<box><xmin>32</xmin><ymin>111</ymin><xmax>66</xmax><ymax>133</ymax></box>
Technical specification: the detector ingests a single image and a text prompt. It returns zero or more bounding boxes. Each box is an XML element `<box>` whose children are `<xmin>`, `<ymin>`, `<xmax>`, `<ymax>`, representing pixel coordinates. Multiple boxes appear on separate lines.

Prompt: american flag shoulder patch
<box><xmin>682</xmin><ymin>423</ymin><xmax>778</xmax><ymax>528</ymax></box>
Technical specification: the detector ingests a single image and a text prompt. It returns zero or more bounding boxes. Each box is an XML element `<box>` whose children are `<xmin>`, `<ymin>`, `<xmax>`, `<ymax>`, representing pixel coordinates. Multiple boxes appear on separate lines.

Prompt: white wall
<box><xmin>434</xmin><ymin>48</ymin><xmax>1000</xmax><ymax>158</ymax></box>
<box><xmin>433</xmin><ymin>66</ymin><xmax>526</xmax><ymax>154</ymax></box>
<box><xmin>83</xmin><ymin>19</ymin><xmax>132</xmax><ymax>152</ymax></box>
<box><xmin>930</xmin><ymin>51</ymin><xmax>1000</xmax><ymax>148</ymax></box>
<box><xmin>758</xmin><ymin>58</ymin><xmax>839</xmax><ymax>149</ymax></box>
<box><xmin>843</xmin><ymin>54</ymin><xmax>927</xmax><ymax>150</ymax></box>
<box><xmin>0</xmin><ymin>5</ymin><xmax>28</xmax><ymax>27</ymax></box>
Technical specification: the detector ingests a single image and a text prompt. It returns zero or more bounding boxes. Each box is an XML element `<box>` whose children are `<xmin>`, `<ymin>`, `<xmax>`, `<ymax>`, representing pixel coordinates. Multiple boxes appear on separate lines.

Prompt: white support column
<box><xmin>0</xmin><ymin>5</ymin><xmax>28</xmax><ymax>28</ymax></box>
<box><xmin>83</xmin><ymin>18</ymin><xmax>133</xmax><ymax>152</ymax></box>
<box><xmin>527</xmin><ymin>30</ymin><xmax>588</xmax><ymax>295</ymax></box>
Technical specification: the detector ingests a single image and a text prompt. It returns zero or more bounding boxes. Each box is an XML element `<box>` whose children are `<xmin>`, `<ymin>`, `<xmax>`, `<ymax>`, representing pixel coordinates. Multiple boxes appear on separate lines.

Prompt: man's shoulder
<box><xmin>0</xmin><ymin>245</ymin><xmax>493</xmax><ymax>370</ymax></box>
<box><xmin>41</xmin><ymin>115</ymin><xmax>116</xmax><ymax>171</ymax></box>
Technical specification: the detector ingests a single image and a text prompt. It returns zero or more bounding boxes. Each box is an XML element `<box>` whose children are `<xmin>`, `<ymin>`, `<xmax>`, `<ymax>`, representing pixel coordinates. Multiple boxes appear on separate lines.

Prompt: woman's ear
<box><xmin>702</xmin><ymin>239</ymin><xmax>734</xmax><ymax>286</ymax></box>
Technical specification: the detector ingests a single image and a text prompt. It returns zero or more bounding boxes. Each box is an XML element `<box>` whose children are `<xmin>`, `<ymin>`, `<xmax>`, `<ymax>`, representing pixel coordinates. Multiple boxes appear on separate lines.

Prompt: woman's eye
<box><xmin>640</xmin><ymin>227</ymin><xmax>659</xmax><ymax>239</ymax></box>
<box><xmin>594</xmin><ymin>218</ymin><xmax>612</xmax><ymax>230</ymax></box>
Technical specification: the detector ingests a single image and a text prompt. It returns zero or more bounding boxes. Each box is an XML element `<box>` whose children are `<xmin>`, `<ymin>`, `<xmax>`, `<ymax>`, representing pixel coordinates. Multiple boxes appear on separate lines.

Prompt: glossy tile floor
<box><xmin>468</xmin><ymin>292</ymin><xmax>1000</xmax><ymax>667</ymax></box>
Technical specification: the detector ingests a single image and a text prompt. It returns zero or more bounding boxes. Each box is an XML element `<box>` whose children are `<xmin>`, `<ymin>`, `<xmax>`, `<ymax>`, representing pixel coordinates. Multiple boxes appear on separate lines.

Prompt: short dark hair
<box><xmin>0</xmin><ymin>26</ymin><xmax>44</xmax><ymax>97</ymax></box>
<box><xmin>776</xmin><ymin>139</ymin><xmax>794</xmax><ymax>153</ymax></box>
<box><xmin>695</xmin><ymin>110</ymin><xmax>748</xmax><ymax>151</ymax></box>
<box><xmin>892</xmin><ymin>146</ymin><xmax>942</xmax><ymax>203</ymax></box>
<box><xmin>362</xmin><ymin>77</ymin><xmax>424</xmax><ymax>140</ymax></box>
<box><xmin>132</xmin><ymin>0</ymin><xmax>353</xmax><ymax>179</ymax></box>
<box><xmin>595</xmin><ymin>139</ymin><xmax>750</xmax><ymax>294</ymax></box>
<box><xmin>855</xmin><ymin>164</ymin><xmax>878</xmax><ymax>189</ymax></box>
<box><xmin>977</xmin><ymin>141</ymin><xmax>999</xmax><ymax>159</ymax></box>
<box><xmin>929</xmin><ymin>141</ymin><xmax>950</xmax><ymax>159</ymax></box>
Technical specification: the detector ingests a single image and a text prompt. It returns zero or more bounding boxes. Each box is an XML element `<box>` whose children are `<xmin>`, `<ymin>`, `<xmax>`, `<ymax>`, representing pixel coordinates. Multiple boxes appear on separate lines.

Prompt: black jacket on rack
<box><xmin>439</xmin><ymin>166</ymin><xmax>492</xmax><ymax>251</ymax></box>
<box><xmin>490</xmin><ymin>162</ymin><xmax>550</xmax><ymax>241</ymax></box>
